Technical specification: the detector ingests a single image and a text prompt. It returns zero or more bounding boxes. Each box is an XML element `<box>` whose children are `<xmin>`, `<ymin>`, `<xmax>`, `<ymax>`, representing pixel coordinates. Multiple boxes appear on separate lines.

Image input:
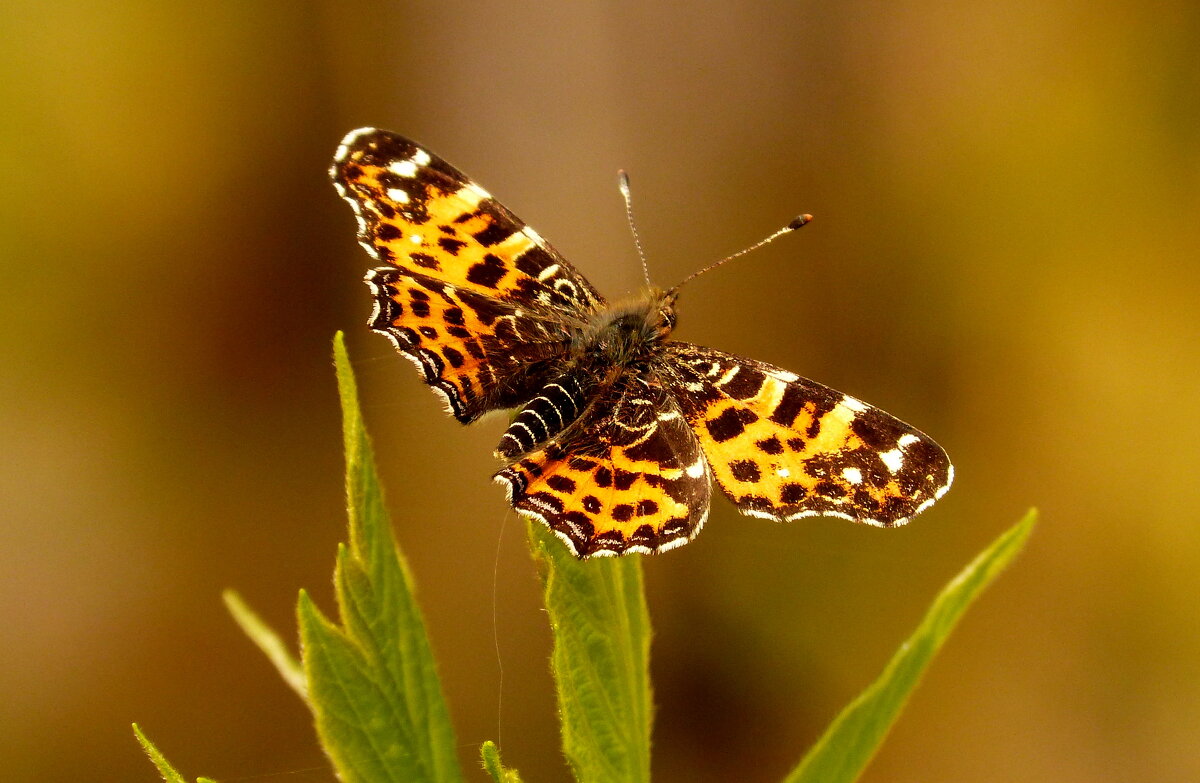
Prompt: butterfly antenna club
<box><xmin>618</xmin><ymin>170</ymin><xmax>653</xmax><ymax>288</ymax></box>
<box><xmin>669</xmin><ymin>213</ymin><xmax>813</xmax><ymax>293</ymax></box>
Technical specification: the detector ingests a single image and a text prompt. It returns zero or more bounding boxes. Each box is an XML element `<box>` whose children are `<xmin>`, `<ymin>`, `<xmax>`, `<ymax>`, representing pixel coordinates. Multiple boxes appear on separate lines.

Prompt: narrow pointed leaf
<box><xmin>222</xmin><ymin>589</ymin><xmax>306</xmax><ymax>699</ymax></box>
<box><xmin>296</xmin><ymin>333</ymin><xmax>462</xmax><ymax>783</ymax></box>
<box><xmin>132</xmin><ymin>724</ymin><xmax>216</xmax><ymax>783</ymax></box>
<box><xmin>480</xmin><ymin>741</ymin><xmax>524</xmax><ymax>783</ymax></box>
<box><xmin>133</xmin><ymin>724</ymin><xmax>186</xmax><ymax>783</ymax></box>
<box><xmin>528</xmin><ymin>522</ymin><xmax>652</xmax><ymax>783</ymax></box>
<box><xmin>783</xmin><ymin>509</ymin><xmax>1037</xmax><ymax>783</ymax></box>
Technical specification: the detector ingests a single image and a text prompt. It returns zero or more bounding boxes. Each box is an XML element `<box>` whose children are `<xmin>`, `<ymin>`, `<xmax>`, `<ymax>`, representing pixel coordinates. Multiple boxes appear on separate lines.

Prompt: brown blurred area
<box><xmin>2</xmin><ymin>1</ymin><xmax>1198</xmax><ymax>781</ymax></box>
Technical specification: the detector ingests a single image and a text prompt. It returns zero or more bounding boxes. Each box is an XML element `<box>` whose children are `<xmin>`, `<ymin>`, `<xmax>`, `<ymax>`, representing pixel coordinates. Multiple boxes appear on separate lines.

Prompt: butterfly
<box><xmin>330</xmin><ymin>128</ymin><xmax>953</xmax><ymax>558</ymax></box>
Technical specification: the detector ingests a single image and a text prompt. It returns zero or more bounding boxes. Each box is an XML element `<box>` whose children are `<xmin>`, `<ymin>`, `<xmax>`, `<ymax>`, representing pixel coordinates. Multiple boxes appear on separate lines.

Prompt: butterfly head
<box><xmin>650</xmin><ymin>286</ymin><xmax>679</xmax><ymax>338</ymax></box>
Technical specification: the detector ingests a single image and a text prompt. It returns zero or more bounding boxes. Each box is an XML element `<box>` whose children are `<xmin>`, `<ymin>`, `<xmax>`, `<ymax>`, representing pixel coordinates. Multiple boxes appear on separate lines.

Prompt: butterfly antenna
<box><xmin>669</xmin><ymin>213</ymin><xmax>813</xmax><ymax>293</ymax></box>
<box><xmin>619</xmin><ymin>170</ymin><xmax>653</xmax><ymax>288</ymax></box>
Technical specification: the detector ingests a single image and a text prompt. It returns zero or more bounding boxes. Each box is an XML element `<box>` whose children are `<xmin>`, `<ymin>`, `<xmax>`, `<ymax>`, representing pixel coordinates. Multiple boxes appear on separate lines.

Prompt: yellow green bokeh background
<box><xmin>2</xmin><ymin>2</ymin><xmax>1198</xmax><ymax>781</ymax></box>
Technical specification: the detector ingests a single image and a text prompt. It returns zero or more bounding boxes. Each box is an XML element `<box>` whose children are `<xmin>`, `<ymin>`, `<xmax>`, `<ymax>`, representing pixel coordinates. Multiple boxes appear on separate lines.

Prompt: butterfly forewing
<box><xmin>333</xmin><ymin>128</ymin><xmax>606</xmax><ymax>424</ymax></box>
<box><xmin>665</xmin><ymin>343</ymin><xmax>953</xmax><ymax>526</ymax></box>
<box><xmin>332</xmin><ymin>128</ymin><xmax>605</xmax><ymax>313</ymax></box>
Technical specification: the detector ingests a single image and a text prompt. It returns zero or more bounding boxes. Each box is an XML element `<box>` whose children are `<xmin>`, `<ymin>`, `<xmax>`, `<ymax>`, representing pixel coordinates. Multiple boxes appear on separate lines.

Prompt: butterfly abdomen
<box><xmin>496</xmin><ymin>374</ymin><xmax>587</xmax><ymax>458</ymax></box>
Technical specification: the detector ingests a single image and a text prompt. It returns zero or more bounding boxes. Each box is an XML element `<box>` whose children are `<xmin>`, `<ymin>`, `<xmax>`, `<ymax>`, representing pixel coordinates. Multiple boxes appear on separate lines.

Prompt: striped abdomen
<box><xmin>496</xmin><ymin>374</ymin><xmax>587</xmax><ymax>458</ymax></box>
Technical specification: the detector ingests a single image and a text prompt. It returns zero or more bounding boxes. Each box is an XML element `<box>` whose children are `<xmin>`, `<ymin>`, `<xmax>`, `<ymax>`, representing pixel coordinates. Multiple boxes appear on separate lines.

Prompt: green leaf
<box><xmin>528</xmin><ymin>521</ymin><xmax>652</xmax><ymax>783</ymax></box>
<box><xmin>296</xmin><ymin>332</ymin><xmax>463</xmax><ymax>783</ymax></box>
<box><xmin>132</xmin><ymin>724</ymin><xmax>217</xmax><ymax>783</ymax></box>
<box><xmin>480</xmin><ymin>740</ymin><xmax>524</xmax><ymax>783</ymax></box>
<box><xmin>222</xmin><ymin>588</ymin><xmax>306</xmax><ymax>699</ymax></box>
<box><xmin>132</xmin><ymin>724</ymin><xmax>186</xmax><ymax>783</ymax></box>
<box><xmin>783</xmin><ymin>509</ymin><xmax>1037</xmax><ymax>783</ymax></box>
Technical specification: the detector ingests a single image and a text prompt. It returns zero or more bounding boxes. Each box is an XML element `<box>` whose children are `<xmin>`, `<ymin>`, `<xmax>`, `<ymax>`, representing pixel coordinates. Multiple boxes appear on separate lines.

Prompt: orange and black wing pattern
<box><xmin>665</xmin><ymin>343</ymin><xmax>953</xmax><ymax>527</ymax></box>
<box><xmin>495</xmin><ymin>378</ymin><xmax>710</xmax><ymax>557</ymax></box>
<box><xmin>332</xmin><ymin>127</ymin><xmax>954</xmax><ymax>558</ymax></box>
<box><xmin>331</xmin><ymin>128</ymin><xmax>604</xmax><ymax>422</ymax></box>
<box><xmin>365</xmin><ymin>269</ymin><xmax>572</xmax><ymax>422</ymax></box>
<box><xmin>331</xmin><ymin>128</ymin><xmax>604</xmax><ymax>313</ymax></box>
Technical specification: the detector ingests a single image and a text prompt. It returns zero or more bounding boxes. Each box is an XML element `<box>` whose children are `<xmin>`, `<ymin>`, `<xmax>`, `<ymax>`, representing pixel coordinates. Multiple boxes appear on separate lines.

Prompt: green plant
<box><xmin>135</xmin><ymin>334</ymin><xmax>1035</xmax><ymax>782</ymax></box>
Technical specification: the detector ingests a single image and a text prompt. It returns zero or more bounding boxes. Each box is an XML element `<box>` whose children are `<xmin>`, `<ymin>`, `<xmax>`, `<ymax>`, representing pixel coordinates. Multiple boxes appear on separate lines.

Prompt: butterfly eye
<box><xmin>658</xmin><ymin>307</ymin><xmax>677</xmax><ymax>334</ymax></box>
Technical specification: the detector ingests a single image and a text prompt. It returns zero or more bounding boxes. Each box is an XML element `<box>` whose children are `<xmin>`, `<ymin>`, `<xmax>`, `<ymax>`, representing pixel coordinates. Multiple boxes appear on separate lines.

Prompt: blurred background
<box><xmin>2</xmin><ymin>1</ymin><xmax>1198</xmax><ymax>781</ymax></box>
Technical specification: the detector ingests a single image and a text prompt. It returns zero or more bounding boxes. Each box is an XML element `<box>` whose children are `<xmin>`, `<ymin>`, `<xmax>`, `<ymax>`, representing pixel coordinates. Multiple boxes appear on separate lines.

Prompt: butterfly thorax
<box><xmin>573</xmin><ymin>288</ymin><xmax>678</xmax><ymax>368</ymax></box>
<box><xmin>494</xmin><ymin>290</ymin><xmax>677</xmax><ymax>459</ymax></box>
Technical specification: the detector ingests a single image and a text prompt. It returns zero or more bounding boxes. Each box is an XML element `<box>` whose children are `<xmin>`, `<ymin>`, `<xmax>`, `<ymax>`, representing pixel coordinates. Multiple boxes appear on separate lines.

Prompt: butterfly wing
<box><xmin>495</xmin><ymin>377</ymin><xmax>711</xmax><ymax>558</ymax></box>
<box><xmin>332</xmin><ymin>128</ymin><xmax>604</xmax><ymax>312</ymax></box>
<box><xmin>332</xmin><ymin>128</ymin><xmax>606</xmax><ymax>422</ymax></box>
<box><xmin>366</xmin><ymin>269</ymin><xmax>574</xmax><ymax>422</ymax></box>
<box><xmin>666</xmin><ymin>343</ymin><xmax>953</xmax><ymax>526</ymax></box>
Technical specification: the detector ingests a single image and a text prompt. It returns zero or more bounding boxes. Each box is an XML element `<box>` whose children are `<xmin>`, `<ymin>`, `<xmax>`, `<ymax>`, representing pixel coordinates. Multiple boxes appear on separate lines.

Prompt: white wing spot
<box><xmin>336</xmin><ymin>127</ymin><xmax>377</xmax><ymax>160</ymax></box>
<box><xmin>494</xmin><ymin>473</ymin><xmax>516</xmax><ymax>503</ymax></box>
<box><xmin>658</xmin><ymin>536</ymin><xmax>690</xmax><ymax>553</ymax></box>
<box><xmin>412</xmin><ymin>148</ymin><xmax>432</xmax><ymax>166</ymax></box>
<box><xmin>715</xmin><ymin>365</ymin><xmax>740</xmax><ymax>387</ymax></box>
<box><xmin>898</xmin><ymin>433</ymin><xmax>920</xmax><ymax>448</ymax></box>
<box><xmin>408</xmin><ymin>233</ymin><xmax>423</xmax><ymax>245</ymax></box>
<box><xmin>879</xmin><ymin>448</ymin><xmax>904</xmax><ymax>473</ymax></box>
<box><xmin>458</xmin><ymin>182</ymin><xmax>491</xmax><ymax>207</ymax></box>
<box><xmin>842</xmin><ymin>467</ymin><xmax>863</xmax><ymax>485</ymax></box>
<box><xmin>386</xmin><ymin>188</ymin><xmax>411</xmax><ymax>203</ymax></box>
<box><xmin>841</xmin><ymin>395</ymin><xmax>868</xmax><ymax>413</ymax></box>
<box><xmin>537</xmin><ymin>263</ymin><xmax>560</xmax><ymax>281</ymax></box>
<box><xmin>388</xmin><ymin>159</ymin><xmax>419</xmax><ymax>177</ymax></box>
<box><xmin>935</xmin><ymin>464</ymin><xmax>955</xmax><ymax>498</ymax></box>
<box><xmin>776</xmin><ymin>467</ymin><xmax>791</xmax><ymax>478</ymax></box>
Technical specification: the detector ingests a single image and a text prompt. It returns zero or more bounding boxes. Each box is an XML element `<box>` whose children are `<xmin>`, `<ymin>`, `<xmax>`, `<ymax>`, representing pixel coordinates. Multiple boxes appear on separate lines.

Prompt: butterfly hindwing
<box><xmin>666</xmin><ymin>343</ymin><xmax>953</xmax><ymax>526</ymax></box>
<box><xmin>367</xmin><ymin>268</ymin><xmax>573</xmax><ymax>422</ymax></box>
<box><xmin>332</xmin><ymin>128</ymin><xmax>604</xmax><ymax>314</ymax></box>
<box><xmin>495</xmin><ymin>378</ymin><xmax>711</xmax><ymax>557</ymax></box>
